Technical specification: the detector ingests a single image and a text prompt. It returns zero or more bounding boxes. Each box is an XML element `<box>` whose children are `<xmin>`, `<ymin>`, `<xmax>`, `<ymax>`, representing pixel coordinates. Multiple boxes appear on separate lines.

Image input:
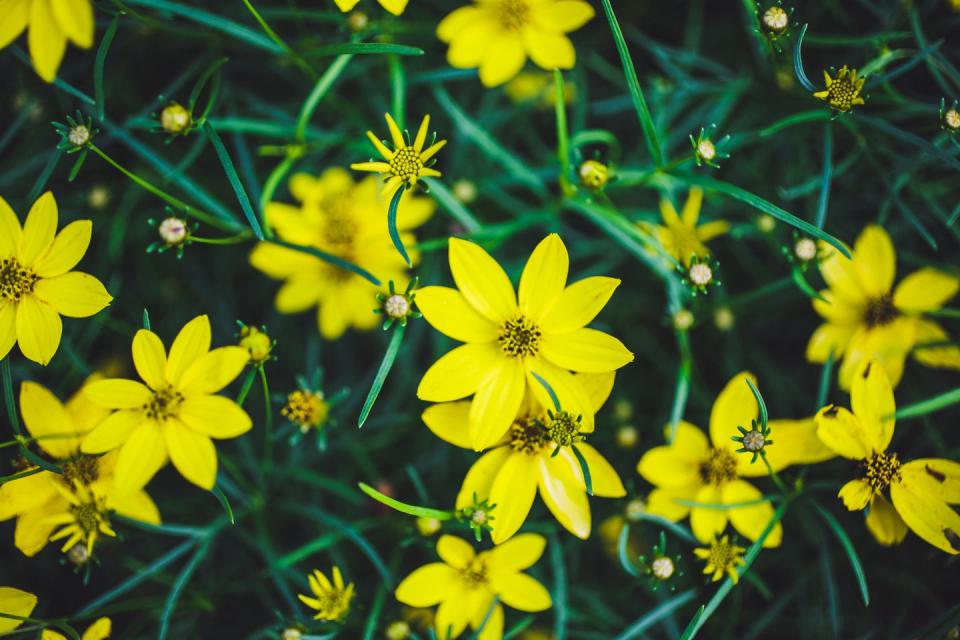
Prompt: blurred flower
<box><xmin>249</xmin><ymin>168</ymin><xmax>433</xmax><ymax>339</ymax></box>
<box><xmin>713</xmin><ymin>307</ymin><xmax>735</xmax><ymax>331</ymax></box>
<box><xmin>298</xmin><ymin>566</ymin><xmax>355</xmax><ymax>621</ymax></box>
<box><xmin>160</xmin><ymin>102</ymin><xmax>192</xmax><ymax>135</ymax></box>
<box><xmin>395</xmin><ymin>534</ymin><xmax>551</xmax><ymax>639</ymax></box>
<box><xmin>334</xmin><ymin>0</ymin><xmax>408</xmax><ymax>16</ymax></box>
<box><xmin>0</xmin><ymin>587</ymin><xmax>36</xmax><ymax>634</ymax></box>
<box><xmin>282</xmin><ymin>389</ymin><xmax>329</xmax><ymax>434</ymax></box>
<box><xmin>423</xmin><ymin>372</ymin><xmax>625</xmax><ymax>543</ymax></box>
<box><xmin>694</xmin><ymin>534</ymin><xmax>745</xmax><ymax>583</ymax></box>
<box><xmin>416</xmin><ymin>234</ymin><xmax>634</xmax><ymax>450</ymax></box>
<box><xmin>815</xmin><ymin>361</ymin><xmax>960</xmax><ymax>553</ymax></box>
<box><xmin>813</xmin><ymin>66</ymin><xmax>866</xmax><ymax>112</ymax></box>
<box><xmin>616</xmin><ymin>425</ymin><xmax>638</xmax><ymax>449</ymax></box>
<box><xmin>238</xmin><ymin>324</ymin><xmax>273</xmax><ymax>364</ymax></box>
<box><xmin>437</xmin><ymin>0</ymin><xmax>594</xmax><ymax>87</ymax></box>
<box><xmin>452</xmin><ymin>179</ymin><xmax>478</xmax><ymax>204</ymax></box>
<box><xmin>81</xmin><ymin>315</ymin><xmax>252</xmax><ymax>492</ymax></box>
<box><xmin>43</xmin><ymin>617</ymin><xmax>112</xmax><ymax>640</ymax></box>
<box><xmin>0</xmin><ymin>191</ymin><xmax>112</xmax><ymax>365</ymax></box>
<box><xmin>386</xmin><ymin>621</ymin><xmax>411</xmax><ymax>640</ymax></box>
<box><xmin>672</xmin><ymin>309</ymin><xmax>694</xmax><ymax>331</ymax></box>
<box><xmin>806</xmin><ymin>225</ymin><xmax>960</xmax><ymax>389</ymax></box>
<box><xmin>416</xmin><ymin>516</ymin><xmax>442</xmax><ymax>536</ymax></box>
<box><xmin>505</xmin><ymin>71</ymin><xmax>575</xmax><ymax>107</ymax></box>
<box><xmin>351</xmin><ymin>113</ymin><xmax>446</xmax><ymax>193</ymax></box>
<box><xmin>640</xmin><ymin>188</ymin><xmax>729</xmax><ymax>268</ymax></box>
<box><xmin>0</xmin><ymin>0</ymin><xmax>94</xmax><ymax>82</ymax></box>
<box><xmin>578</xmin><ymin>160</ymin><xmax>610</xmax><ymax>190</ymax></box>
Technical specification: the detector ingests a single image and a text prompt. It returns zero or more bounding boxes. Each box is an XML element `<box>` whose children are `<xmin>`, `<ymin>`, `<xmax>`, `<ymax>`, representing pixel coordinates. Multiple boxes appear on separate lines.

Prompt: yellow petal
<box><xmin>469</xmin><ymin>357</ymin><xmax>526</xmax><ymax>451</ymax></box>
<box><xmin>890</xmin><ymin>480</ymin><xmax>960</xmax><ymax>554</ymax></box>
<box><xmin>132</xmin><ymin>329</ymin><xmax>167</xmax><ymax>390</ymax></box>
<box><xmin>455</xmin><ymin>447</ymin><xmax>511</xmax><ymax>510</ymax></box>
<box><xmin>522</xmin><ymin>28</ymin><xmax>575</xmax><ymax>70</ymax></box>
<box><xmin>742</xmin><ymin>418</ymin><xmax>834</xmax><ymax>475</ymax></box>
<box><xmin>864</xmin><ymin>494</ymin><xmax>907</xmax><ymax>547</ymax></box>
<box><xmin>165</xmin><ymin>420</ymin><xmax>217</xmax><ymax>490</ymax></box>
<box><xmin>417</xmin><ymin>343</ymin><xmax>502</xmax><ymax>402</ymax></box>
<box><xmin>850</xmin><ymin>360</ymin><xmax>895</xmax><ymax>453</ymax></box>
<box><xmin>475</xmin><ymin>603</ymin><xmax>503</xmax><ymax>640</ymax></box>
<box><xmin>811</xmin><ymin>290</ymin><xmax>863</xmax><ymax>326</ymax></box>
<box><xmin>14</xmin><ymin>500</ymin><xmax>61</xmax><ymax>557</ymax></box>
<box><xmin>708</xmin><ymin>371</ymin><xmax>757</xmax><ymax>450</ymax></box>
<box><xmin>15</xmin><ymin>294</ymin><xmax>61</xmax><ymax>365</ymax></box>
<box><xmin>488</xmin><ymin>570</ymin><xmax>552</xmax><ymax>611</ymax></box>
<box><xmin>80</xmin><ymin>410</ymin><xmax>143</xmax><ymax>453</ymax></box>
<box><xmin>249</xmin><ymin>241</ymin><xmax>317</xmax><ymax>279</ymax></box>
<box><xmin>434</xmin><ymin>584</ymin><xmax>471</xmax><ymax>639</ymax></box>
<box><xmin>0</xmin><ymin>469</ymin><xmax>59</xmax><ymax>519</ymax></box>
<box><xmin>275</xmin><ymin>277</ymin><xmax>322</xmax><ymax>314</ymax></box>
<box><xmin>568</xmin><ymin>443</ymin><xmax>625</xmax><ymax>497</ymax></box>
<box><xmin>166</xmin><ymin>315</ymin><xmax>211</xmax><ymax>385</ymax></box>
<box><xmin>636</xmin><ymin>445</ymin><xmax>701</xmax><ymax>488</ymax></box>
<box><xmin>697</xmin><ymin>220</ymin><xmax>730</xmax><ymax>243</ymax></box>
<box><xmin>479</xmin><ymin>31</ymin><xmax>526</xmax><ymax>86</ymax></box>
<box><xmin>814</xmin><ymin>405</ymin><xmax>871</xmax><ymax>459</ymax></box>
<box><xmin>646</xmin><ymin>485</ymin><xmax>699</xmax><ymax>521</ymax></box>
<box><xmin>84</xmin><ymin>378</ymin><xmax>152</xmax><ymax>409</ymax></box>
<box><xmin>114</xmin><ymin>422</ymin><xmax>168</xmax><ymax>494</ymax></box>
<box><xmin>384</xmin><ymin>112</ymin><xmax>406</xmax><ymax>150</ymax></box>
<box><xmin>806</xmin><ymin>322</ymin><xmax>856</xmax><ymax>363</ymax></box>
<box><xmin>395</xmin><ymin>563</ymin><xmax>458</xmax><ymax>607</ymax></box>
<box><xmin>488</xmin><ymin>453</ymin><xmax>538</xmax><ymax>543</ymax></box>
<box><xmin>577</xmin><ymin>371</ymin><xmax>615</xmax><ymax>414</ymax></box>
<box><xmin>838</xmin><ymin>478</ymin><xmax>873</xmax><ymax>511</ymax></box>
<box><xmin>449</xmin><ymin>237</ymin><xmax>517</xmax><ymax>323</ymax></box>
<box><xmin>415</xmin><ymin>286</ymin><xmax>499</xmax><ymax>343</ymax></box>
<box><xmin>852</xmin><ymin>225</ymin><xmax>896</xmax><ymax>298</ymax></box>
<box><xmin>107</xmin><ymin>487</ymin><xmax>161</xmax><ymax>526</ymax></box>
<box><xmin>0</xmin><ymin>586</ymin><xmax>37</xmax><ymax>633</ymax></box>
<box><xmin>893</xmin><ymin>267</ymin><xmax>959</xmax><ymax>313</ymax></box>
<box><xmin>817</xmin><ymin>242</ymin><xmax>865</xmax><ymax>305</ymax></box>
<box><xmin>837</xmin><ymin>322</ymin><xmax>914</xmax><ymax>390</ymax></box>
<box><xmin>437</xmin><ymin>6</ymin><xmax>482</xmax><ymax>42</ymax></box>
<box><xmin>422</xmin><ymin>401</ymin><xmax>473</xmax><ymax>449</ymax></box>
<box><xmin>333</xmin><ymin>0</ymin><xmax>359</xmax><ymax>10</ymax></box>
<box><xmin>518</xmin><ymin>234</ymin><xmax>568</xmax><ymax>321</ymax></box>
<box><xmin>50</xmin><ymin>0</ymin><xmax>93</xmax><ymax>48</ymax></box>
<box><xmin>539</xmin><ymin>327</ymin><xmax>634</xmax><ymax>372</ymax></box>
<box><xmin>537</xmin><ymin>452</ymin><xmax>590</xmax><ymax>539</ymax></box>
<box><xmin>0</xmin><ymin>0</ymin><xmax>29</xmax><ymax>51</ymax></box>
<box><xmin>531</xmin><ymin>0</ymin><xmax>595</xmax><ymax>32</ymax></box>
<box><xmin>32</xmin><ymin>219</ymin><xmax>91</xmax><ymax>277</ymax></box>
<box><xmin>447</xmin><ymin>19</ymin><xmax>494</xmax><ymax>66</ymax></box>
<box><xmin>540</xmin><ymin>276</ymin><xmax>619</xmax><ymax>334</ymax></box>
<box><xmin>723</xmin><ymin>480</ymin><xmax>781</xmax><ymax>547</ymax></box>
<box><xmin>487</xmin><ymin>533</ymin><xmax>546</xmax><ymax>571</ymax></box>
<box><xmin>32</xmin><ymin>271</ymin><xmax>111</xmax><ymax>318</ymax></box>
<box><xmin>178</xmin><ymin>395</ymin><xmax>252</xmax><ymax>439</ymax></box>
<box><xmin>178</xmin><ymin>346</ymin><xmax>249</xmax><ymax>395</ymax></box>
<box><xmin>437</xmin><ymin>535</ymin><xmax>475</xmax><ymax>568</ymax></box>
<box><xmin>27</xmin><ymin>0</ymin><xmax>66</xmax><ymax>81</ymax></box>
<box><xmin>690</xmin><ymin>485</ymin><xmax>727</xmax><ymax>543</ymax></box>
<box><xmin>20</xmin><ymin>380</ymin><xmax>79</xmax><ymax>458</ymax></box>
<box><xmin>900</xmin><ymin>459</ymin><xmax>960</xmax><ymax>503</ymax></box>
<box><xmin>378</xmin><ymin>0</ymin><xmax>408</xmax><ymax>16</ymax></box>
<box><xmin>912</xmin><ymin>319</ymin><xmax>960</xmax><ymax>368</ymax></box>
<box><xmin>20</xmin><ymin>191</ymin><xmax>57</xmax><ymax>265</ymax></box>
<box><xmin>80</xmin><ymin>617</ymin><xmax>112</xmax><ymax>640</ymax></box>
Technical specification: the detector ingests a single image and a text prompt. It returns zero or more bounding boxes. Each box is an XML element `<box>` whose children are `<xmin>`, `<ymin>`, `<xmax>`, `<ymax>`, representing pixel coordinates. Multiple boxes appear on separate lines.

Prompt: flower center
<box><xmin>862</xmin><ymin>451</ymin><xmax>902</xmax><ymax>492</ymax></box>
<box><xmin>741</xmin><ymin>429</ymin><xmax>766</xmax><ymax>452</ymax></box>
<box><xmin>498</xmin><ymin>315</ymin><xmax>541</xmax><ymax>358</ymax></box>
<box><xmin>863</xmin><ymin>294</ymin><xmax>898</xmax><ymax>328</ymax></box>
<box><xmin>0</xmin><ymin>257</ymin><xmax>38</xmax><ymax>302</ymax></box>
<box><xmin>509</xmin><ymin>417</ymin><xmax>548</xmax><ymax>455</ymax></box>
<box><xmin>72</xmin><ymin>501</ymin><xmax>101</xmax><ymax>536</ymax></box>
<box><xmin>62</xmin><ymin>456</ymin><xmax>100</xmax><ymax>485</ymax></box>
<box><xmin>826</xmin><ymin>73</ymin><xmax>861</xmax><ymax>111</ymax></box>
<box><xmin>542</xmin><ymin>410</ymin><xmax>583</xmax><ymax>448</ymax></box>
<box><xmin>144</xmin><ymin>386</ymin><xmax>184</xmax><ymax>421</ymax></box>
<box><xmin>389</xmin><ymin>147</ymin><xmax>424</xmax><ymax>183</ymax></box>
<box><xmin>282</xmin><ymin>390</ymin><xmax>329</xmax><ymax>432</ymax></box>
<box><xmin>706</xmin><ymin>536</ymin><xmax>742</xmax><ymax>571</ymax></box>
<box><xmin>383</xmin><ymin>294</ymin><xmax>410</xmax><ymax>318</ymax></box>
<box><xmin>698</xmin><ymin>448</ymin><xmax>739</xmax><ymax>486</ymax></box>
<box><xmin>497</xmin><ymin>0</ymin><xmax>530</xmax><ymax>29</ymax></box>
<box><xmin>458</xmin><ymin>558</ymin><xmax>488</xmax><ymax>588</ymax></box>
<box><xmin>322</xmin><ymin>204</ymin><xmax>358</xmax><ymax>247</ymax></box>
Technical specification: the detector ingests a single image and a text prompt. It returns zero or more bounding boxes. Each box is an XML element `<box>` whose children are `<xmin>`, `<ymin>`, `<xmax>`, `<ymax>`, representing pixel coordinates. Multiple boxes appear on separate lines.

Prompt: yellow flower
<box><xmin>0</xmin><ymin>0</ymin><xmax>94</xmax><ymax>82</ymax></box>
<box><xmin>395</xmin><ymin>534</ymin><xmax>552</xmax><ymax>640</ymax></box>
<box><xmin>806</xmin><ymin>225</ymin><xmax>960</xmax><ymax>389</ymax></box>
<box><xmin>249</xmin><ymin>168</ymin><xmax>433</xmax><ymax>339</ymax></box>
<box><xmin>694</xmin><ymin>534</ymin><xmax>746</xmax><ymax>584</ymax></box>
<box><xmin>437</xmin><ymin>0</ymin><xmax>594</xmax><ymax>87</ymax></box>
<box><xmin>815</xmin><ymin>360</ymin><xmax>960</xmax><ymax>553</ymax></box>
<box><xmin>0</xmin><ymin>586</ymin><xmax>36</xmax><ymax>634</ymax></box>
<box><xmin>423</xmin><ymin>372</ymin><xmax>626</xmax><ymax>543</ymax></box>
<box><xmin>637</xmin><ymin>372</ymin><xmax>831</xmax><ymax>547</ymax></box>
<box><xmin>351</xmin><ymin>113</ymin><xmax>446</xmax><ymax>193</ymax></box>
<box><xmin>813</xmin><ymin>66</ymin><xmax>866</xmax><ymax>112</ymax></box>
<box><xmin>282</xmin><ymin>389</ymin><xmax>329</xmax><ymax>433</ymax></box>
<box><xmin>43</xmin><ymin>617</ymin><xmax>112</xmax><ymax>640</ymax></box>
<box><xmin>504</xmin><ymin>71</ymin><xmax>575</xmax><ymax>107</ymax></box>
<box><xmin>333</xmin><ymin>0</ymin><xmax>408</xmax><ymax>15</ymax></box>
<box><xmin>238</xmin><ymin>325</ymin><xmax>273</xmax><ymax>364</ymax></box>
<box><xmin>0</xmin><ymin>192</ymin><xmax>112</xmax><ymax>365</ymax></box>
<box><xmin>80</xmin><ymin>315</ymin><xmax>252</xmax><ymax>492</ymax></box>
<box><xmin>0</xmin><ymin>378</ymin><xmax>160</xmax><ymax>557</ymax></box>
<box><xmin>416</xmin><ymin>234</ymin><xmax>634</xmax><ymax>450</ymax></box>
<box><xmin>45</xmin><ymin>479</ymin><xmax>116</xmax><ymax>555</ymax></box>
<box><xmin>640</xmin><ymin>188</ymin><xmax>730</xmax><ymax>267</ymax></box>
<box><xmin>298</xmin><ymin>566</ymin><xmax>355</xmax><ymax>622</ymax></box>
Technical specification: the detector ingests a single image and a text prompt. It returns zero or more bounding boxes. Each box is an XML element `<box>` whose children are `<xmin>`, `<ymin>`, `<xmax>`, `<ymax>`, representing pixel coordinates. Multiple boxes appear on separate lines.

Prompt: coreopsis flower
<box><xmin>437</xmin><ymin>0</ymin><xmax>595</xmax><ymax>87</ymax></box>
<box><xmin>640</xmin><ymin>188</ymin><xmax>730</xmax><ymax>267</ymax></box>
<box><xmin>806</xmin><ymin>225</ymin><xmax>960</xmax><ymax>389</ymax></box>
<box><xmin>351</xmin><ymin>113</ymin><xmax>446</xmax><ymax>193</ymax></box>
<box><xmin>637</xmin><ymin>372</ymin><xmax>830</xmax><ymax>547</ymax></box>
<box><xmin>282</xmin><ymin>389</ymin><xmax>329</xmax><ymax>433</ymax></box>
<box><xmin>815</xmin><ymin>360</ymin><xmax>960</xmax><ymax>553</ymax></box>
<box><xmin>238</xmin><ymin>324</ymin><xmax>273</xmax><ymax>364</ymax></box>
<box><xmin>249</xmin><ymin>168</ymin><xmax>433</xmax><ymax>339</ymax></box>
<box><xmin>0</xmin><ymin>379</ymin><xmax>160</xmax><ymax>557</ymax></box>
<box><xmin>395</xmin><ymin>534</ymin><xmax>552</xmax><ymax>640</ymax></box>
<box><xmin>0</xmin><ymin>0</ymin><xmax>94</xmax><ymax>82</ymax></box>
<box><xmin>334</xmin><ymin>0</ymin><xmax>407</xmax><ymax>15</ymax></box>
<box><xmin>298</xmin><ymin>567</ymin><xmax>355</xmax><ymax>622</ymax></box>
<box><xmin>813</xmin><ymin>66</ymin><xmax>866</xmax><ymax>112</ymax></box>
<box><xmin>416</xmin><ymin>234</ymin><xmax>634</xmax><ymax>450</ymax></box>
<box><xmin>81</xmin><ymin>315</ymin><xmax>252</xmax><ymax>492</ymax></box>
<box><xmin>0</xmin><ymin>192</ymin><xmax>112</xmax><ymax>365</ymax></box>
<box><xmin>694</xmin><ymin>534</ymin><xmax>746</xmax><ymax>584</ymax></box>
<box><xmin>423</xmin><ymin>372</ymin><xmax>626</xmax><ymax>543</ymax></box>
<box><xmin>42</xmin><ymin>617</ymin><xmax>112</xmax><ymax>640</ymax></box>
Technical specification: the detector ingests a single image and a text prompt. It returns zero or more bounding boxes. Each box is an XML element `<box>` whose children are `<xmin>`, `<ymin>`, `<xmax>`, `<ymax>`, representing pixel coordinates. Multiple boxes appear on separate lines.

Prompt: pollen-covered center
<box><xmin>63</xmin><ymin>456</ymin><xmax>100</xmax><ymax>486</ymax></box>
<box><xmin>0</xmin><ymin>257</ymin><xmax>38</xmax><ymax>302</ymax></box>
<box><xmin>72</xmin><ymin>500</ymin><xmax>102</xmax><ymax>537</ymax></box>
<box><xmin>498</xmin><ymin>315</ymin><xmax>541</xmax><ymax>358</ymax></box>
<box><xmin>706</xmin><ymin>537</ymin><xmax>741</xmax><ymax>570</ymax></box>
<box><xmin>389</xmin><ymin>147</ymin><xmax>423</xmax><ymax>183</ymax></box>
<box><xmin>144</xmin><ymin>385</ymin><xmax>184</xmax><ymax>421</ymax></box>
<box><xmin>863</xmin><ymin>294</ymin><xmax>898</xmax><ymax>328</ymax></box>
<box><xmin>863</xmin><ymin>451</ymin><xmax>902</xmax><ymax>491</ymax></box>
<box><xmin>509</xmin><ymin>417</ymin><xmax>548</xmax><ymax>455</ymax></box>
<box><xmin>825</xmin><ymin>73</ymin><xmax>861</xmax><ymax>111</ymax></box>
<box><xmin>497</xmin><ymin>0</ymin><xmax>530</xmax><ymax>29</ymax></box>
<box><xmin>542</xmin><ymin>410</ymin><xmax>583</xmax><ymax>448</ymax></box>
<box><xmin>321</xmin><ymin>199</ymin><xmax>359</xmax><ymax>248</ymax></box>
<box><xmin>699</xmin><ymin>448</ymin><xmax>739</xmax><ymax>486</ymax></box>
<box><xmin>458</xmin><ymin>558</ymin><xmax>489</xmax><ymax>587</ymax></box>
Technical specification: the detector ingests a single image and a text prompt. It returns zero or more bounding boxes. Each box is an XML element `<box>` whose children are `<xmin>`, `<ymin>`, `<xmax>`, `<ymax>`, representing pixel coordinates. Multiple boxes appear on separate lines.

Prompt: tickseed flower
<box><xmin>43</xmin><ymin>617</ymin><xmax>112</xmax><ymax>640</ymax></box>
<box><xmin>578</xmin><ymin>159</ymin><xmax>610</xmax><ymax>190</ymax></box>
<box><xmin>46</xmin><ymin>480</ymin><xmax>116</xmax><ymax>555</ymax></box>
<box><xmin>0</xmin><ymin>587</ymin><xmax>36</xmax><ymax>634</ymax></box>
<box><xmin>351</xmin><ymin>113</ymin><xmax>446</xmax><ymax>194</ymax></box>
<box><xmin>424</xmin><ymin>372</ymin><xmax>625</xmax><ymax>543</ymax></box>
<box><xmin>813</xmin><ymin>66</ymin><xmax>866</xmax><ymax>112</ymax></box>
<box><xmin>0</xmin><ymin>0</ymin><xmax>94</xmax><ymax>82</ymax></box>
<box><xmin>695</xmin><ymin>534</ymin><xmax>746</xmax><ymax>584</ymax></box>
<box><xmin>249</xmin><ymin>168</ymin><xmax>433</xmax><ymax>339</ymax></box>
<box><xmin>815</xmin><ymin>360</ymin><xmax>960</xmax><ymax>553</ymax></box>
<box><xmin>333</xmin><ymin>0</ymin><xmax>408</xmax><ymax>16</ymax></box>
<box><xmin>437</xmin><ymin>0</ymin><xmax>595</xmax><ymax>87</ymax></box>
<box><xmin>806</xmin><ymin>225</ymin><xmax>960</xmax><ymax>389</ymax></box>
<box><xmin>0</xmin><ymin>378</ymin><xmax>161</xmax><ymax>557</ymax></box>
<box><xmin>395</xmin><ymin>534</ymin><xmax>552</xmax><ymax>640</ymax></box>
<box><xmin>298</xmin><ymin>567</ymin><xmax>355</xmax><ymax>622</ymax></box>
<box><xmin>616</xmin><ymin>425</ymin><xmax>639</xmax><ymax>449</ymax></box>
<box><xmin>416</xmin><ymin>234</ymin><xmax>634</xmax><ymax>450</ymax></box>
<box><xmin>282</xmin><ymin>389</ymin><xmax>329</xmax><ymax>433</ymax></box>
<box><xmin>237</xmin><ymin>324</ymin><xmax>274</xmax><ymax>364</ymax></box>
<box><xmin>81</xmin><ymin>315</ymin><xmax>252</xmax><ymax>492</ymax></box>
<box><xmin>0</xmin><ymin>191</ymin><xmax>112</xmax><ymax>365</ymax></box>
<box><xmin>640</xmin><ymin>188</ymin><xmax>730</xmax><ymax>268</ymax></box>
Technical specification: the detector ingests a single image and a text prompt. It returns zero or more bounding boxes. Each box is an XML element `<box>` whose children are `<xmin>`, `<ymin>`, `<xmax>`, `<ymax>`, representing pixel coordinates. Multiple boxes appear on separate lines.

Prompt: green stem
<box><xmin>295</xmin><ymin>54</ymin><xmax>353</xmax><ymax>143</ymax></box>
<box><xmin>259</xmin><ymin>366</ymin><xmax>273</xmax><ymax>471</ymax></box>
<box><xmin>189</xmin><ymin>233</ymin><xmax>252</xmax><ymax>245</ymax></box>
<box><xmin>554</xmin><ymin>70</ymin><xmax>574</xmax><ymax>197</ymax></box>
<box><xmin>1</xmin><ymin>358</ymin><xmax>22</xmax><ymax>436</ymax></box>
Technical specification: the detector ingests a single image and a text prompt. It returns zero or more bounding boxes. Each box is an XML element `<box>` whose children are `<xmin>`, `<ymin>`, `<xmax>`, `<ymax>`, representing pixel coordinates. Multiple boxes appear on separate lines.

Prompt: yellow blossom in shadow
<box><xmin>298</xmin><ymin>566</ymin><xmax>355</xmax><ymax>622</ymax></box>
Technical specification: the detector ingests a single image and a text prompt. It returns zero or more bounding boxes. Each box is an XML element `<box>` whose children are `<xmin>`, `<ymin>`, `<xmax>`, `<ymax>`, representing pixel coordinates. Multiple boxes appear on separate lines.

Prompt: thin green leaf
<box><xmin>203</xmin><ymin>121</ymin><xmax>265</xmax><ymax>240</ymax></box>
<box><xmin>816</xmin><ymin>121</ymin><xmax>833</xmax><ymax>229</ymax></box>
<box><xmin>212</xmin><ymin>484</ymin><xmax>235</xmax><ymax>524</ymax></box>
<box><xmin>94</xmin><ymin>14</ymin><xmax>121</xmax><ymax>121</ymax></box>
<box><xmin>266</xmin><ymin>239</ymin><xmax>381</xmax><ymax>286</ymax></box>
<box><xmin>571</xmin><ymin>445</ymin><xmax>593</xmax><ymax>496</ymax></box>
<box><xmin>358</xmin><ymin>323</ymin><xmax>406</xmax><ymax>428</ymax></box>
<box><xmin>614</xmin><ymin>589</ymin><xmax>698</xmax><ymax>640</ymax></box>
<box><xmin>616</xmin><ymin>523</ymin><xmax>642</xmax><ymax>578</ymax></box>
<box><xmin>159</xmin><ymin>537</ymin><xmax>215</xmax><ymax>640</ymax></box>
<box><xmin>793</xmin><ymin>24</ymin><xmax>816</xmax><ymax>92</ymax></box>
<box><xmin>894</xmin><ymin>386</ymin><xmax>960</xmax><ymax>420</ymax></box>
<box><xmin>422</xmin><ymin>177</ymin><xmax>482</xmax><ymax>232</ymax></box>
<box><xmin>303</xmin><ymin>42</ymin><xmax>424</xmax><ymax>57</ymax></box>
<box><xmin>812</xmin><ymin>502</ymin><xmax>870</xmax><ymax>606</ymax></box>
<box><xmin>530</xmin><ymin>371</ymin><xmax>562</xmax><ymax>411</ymax></box>
<box><xmin>357</xmin><ymin>482</ymin><xmax>454</xmax><ymax>520</ymax></box>
<box><xmin>791</xmin><ymin>267</ymin><xmax>828</xmax><ymax>302</ymax></box>
<box><xmin>550</xmin><ymin>534</ymin><xmax>568</xmax><ymax>640</ymax></box>
<box><xmin>125</xmin><ymin>0</ymin><xmax>283</xmax><ymax>52</ymax></box>
<box><xmin>296</xmin><ymin>54</ymin><xmax>353</xmax><ymax>143</ymax></box>
<box><xmin>387</xmin><ymin>187</ymin><xmax>411</xmax><ymax>267</ymax></box>
<box><xmin>554</xmin><ymin>70</ymin><xmax>573</xmax><ymax>196</ymax></box>
<box><xmin>816</xmin><ymin>353</ymin><xmax>835</xmax><ymax>411</ymax></box>
<box><xmin>745</xmin><ymin>378</ymin><xmax>768</xmax><ymax>429</ymax></box>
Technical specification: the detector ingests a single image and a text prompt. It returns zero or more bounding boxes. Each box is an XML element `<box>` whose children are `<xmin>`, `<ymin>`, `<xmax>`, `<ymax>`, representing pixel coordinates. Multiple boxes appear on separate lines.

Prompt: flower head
<box><xmin>813</xmin><ymin>66</ymin><xmax>866</xmax><ymax>112</ymax></box>
<box><xmin>1</xmin><ymin>0</ymin><xmax>94</xmax><ymax>82</ymax></box>
<box><xmin>641</xmin><ymin>188</ymin><xmax>730</xmax><ymax>268</ymax></box>
<box><xmin>395</xmin><ymin>534</ymin><xmax>552</xmax><ymax>638</ymax></box>
<box><xmin>333</xmin><ymin>0</ymin><xmax>408</xmax><ymax>16</ymax></box>
<box><xmin>0</xmin><ymin>192</ymin><xmax>112</xmax><ymax>365</ymax></box>
<box><xmin>351</xmin><ymin>113</ymin><xmax>446</xmax><ymax>193</ymax></box>
<box><xmin>376</xmin><ymin>278</ymin><xmax>422</xmax><ymax>329</ymax></box>
<box><xmin>694</xmin><ymin>534</ymin><xmax>746</xmax><ymax>583</ymax></box>
<box><xmin>160</xmin><ymin>102</ymin><xmax>193</xmax><ymax>135</ymax></box>
<box><xmin>815</xmin><ymin>361</ymin><xmax>960</xmax><ymax>553</ymax></box>
<box><xmin>416</xmin><ymin>234</ymin><xmax>634</xmax><ymax>450</ymax></box>
<box><xmin>806</xmin><ymin>225</ymin><xmax>960</xmax><ymax>389</ymax></box>
<box><xmin>282</xmin><ymin>389</ymin><xmax>329</xmax><ymax>433</ymax></box>
<box><xmin>46</xmin><ymin>480</ymin><xmax>116</xmax><ymax>555</ymax></box>
<box><xmin>81</xmin><ymin>315</ymin><xmax>253</xmax><ymax>492</ymax></box>
<box><xmin>238</xmin><ymin>324</ymin><xmax>274</xmax><ymax>364</ymax></box>
<box><xmin>298</xmin><ymin>566</ymin><xmax>355</xmax><ymax>621</ymax></box>
<box><xmin>437</xmin><ymin>0</ymin><xmax>595</xmax><ymax>86</ymax></box>
<box><xmin>761</xmin><ymin>6</ymin><xmax>790</xmax><ymax>35</ymax></box>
